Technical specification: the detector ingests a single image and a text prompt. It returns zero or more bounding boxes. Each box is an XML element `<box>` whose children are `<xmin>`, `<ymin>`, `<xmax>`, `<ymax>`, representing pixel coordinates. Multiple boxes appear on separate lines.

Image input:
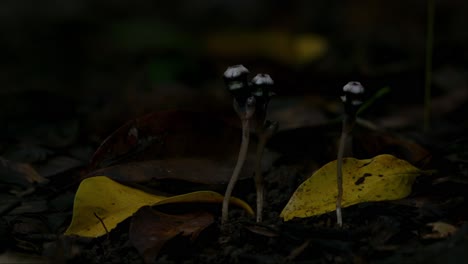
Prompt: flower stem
<box><xmin>254</xmin><ymin>134</ymin><xmax>268</xmax><ymax>222</ymax></box>
<box><xmin>336</xmin><ymin>115</ymin><xmax>354</xmax><ymax>227</ymax></box>
<box><xmin>336</xmin><ymin>126</ymin><xmax>346</xmax><ymax>227</ymax></box>
<box><xmin>337</xmin><ymin>81</ymin><xmax>363</xmax><ymax>227</ymax></box>
<box><xmin>222</xmin><ymin>117</ymin><xmax>250</xmax><ymax>224</ymax></box>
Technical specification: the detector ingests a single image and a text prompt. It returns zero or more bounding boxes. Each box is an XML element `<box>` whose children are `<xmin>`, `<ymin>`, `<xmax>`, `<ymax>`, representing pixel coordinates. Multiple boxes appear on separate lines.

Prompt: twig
<box><xmin>287</xmin><ymin>239</ymin><xmax>311</xmax><ymax>261</ymax></box>
<box><xmin>94</xmin><ymin>212</ymin><xmax>109</xmax><ymax>237</ymax></box>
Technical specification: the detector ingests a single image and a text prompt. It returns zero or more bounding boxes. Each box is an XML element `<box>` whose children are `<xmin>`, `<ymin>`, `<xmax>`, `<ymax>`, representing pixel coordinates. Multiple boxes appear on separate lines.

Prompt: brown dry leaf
<box><xmin>423</xmin><ymin>222</ymin><xmax>458</xmax><ymax>239</ymax></box>
<box><xmin>86</xmin><ymin>110</ymin><xmax>278</xmax><ymax>185</ymax></box>
<box><xmin>37</xmin><ymin>156</ymin><xmax>83</xmax><ymax>178</ymax></box>
<box><xmin>88</xmin><ymin>110</ymin><xmax>247</xmax><ymax>170</ymax></box>
<box><xmin>0</xmin><ymin>251</ymin><xmax>49</xmax><ymax>264</ymax></box>
<box><xmin>0</xmin><ymin>157</ymin><xmax>48</xmax><ymax>188</ymax></box>
<box><xmin>129</xmin><ymin>206</ymin><xmax>214</xmax><ymax>263</ymax></box>
<box><xmin>86</xmin><ymin>158</ymin><xmax>242</xmax><ymax>185</ymax></box>
<box><xmin>353</xmin><ymin>128</ymin><xmax>431</xmax><ymax>166</ymax></box>
<box><xmin>269</xmin><ymin>122</ymin><xmax>430</xmax><ymax>166</ymax></box>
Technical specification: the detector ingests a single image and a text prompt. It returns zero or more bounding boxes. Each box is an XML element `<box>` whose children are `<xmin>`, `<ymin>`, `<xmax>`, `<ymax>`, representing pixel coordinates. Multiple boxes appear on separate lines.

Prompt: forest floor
<box><xmin>1</xmin><ymin>61</ymin><xmax>467</xmax><ymax>264</ymax></box>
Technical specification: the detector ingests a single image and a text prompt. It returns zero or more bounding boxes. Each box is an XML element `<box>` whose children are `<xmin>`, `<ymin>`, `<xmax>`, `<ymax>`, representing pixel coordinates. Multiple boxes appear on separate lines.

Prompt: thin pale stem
<box><xmin>336</xmin><ymin>115</ymin><xmax>353</xmax><ymax>227</ymax></box>
<box><xmin>222</xmin><ymin>118</ymin><xmax>250</xmax><ymax>224</ymax></box>
<box><xmin>254</xmin><ymin>135</ymin><xmax>268</xmax><ymax>222</ymax></box>
<box><xmin>336</xmin><ymin>129</ymin><xmax>346</xmax><ymax>227</ymax></box>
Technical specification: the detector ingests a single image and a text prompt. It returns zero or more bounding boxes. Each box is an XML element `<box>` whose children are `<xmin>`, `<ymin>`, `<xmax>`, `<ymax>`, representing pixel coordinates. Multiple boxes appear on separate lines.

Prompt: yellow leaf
<box><xmin>280</xmin><ymin>154</ymin><xmax>424</xmax><ymax>221</ymax></box>
<box><xmin>64</xmin><ymin>176</ymin><xmax>253</xmax><ymax>237</ymax></box>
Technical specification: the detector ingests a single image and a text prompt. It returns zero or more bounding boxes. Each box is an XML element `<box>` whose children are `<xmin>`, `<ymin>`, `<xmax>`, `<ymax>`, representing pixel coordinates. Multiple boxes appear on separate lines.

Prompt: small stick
<box><xmin>336</xmin><ymin>81</ymin><xmax>364</xmax><ymax>227</ymax></box>
<box><xmin>94</xmin><ymin>212</ymin><xmax>109</xmax><ymax>237</ymax></box>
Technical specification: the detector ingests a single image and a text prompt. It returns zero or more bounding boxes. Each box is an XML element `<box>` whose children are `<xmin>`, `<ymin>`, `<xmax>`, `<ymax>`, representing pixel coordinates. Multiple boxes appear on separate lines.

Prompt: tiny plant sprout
<box><xmin>222</xmin><ymin>65</ymin><xmax>256</xmax><ymax>225</ymax></box>
<box><xmin>251</xmin><ymin>73</ymin><xmax>277</xmax><ymax>223</ymax></box>
<box><xmin>336</xmin><ymin>81</ymin><xmax>365</xmax><ymax>227</ymax></box>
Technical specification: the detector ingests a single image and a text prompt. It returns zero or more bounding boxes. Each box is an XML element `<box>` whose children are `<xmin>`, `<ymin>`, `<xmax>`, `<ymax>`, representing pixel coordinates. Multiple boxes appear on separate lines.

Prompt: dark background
<box><xmin>1</xmin><ymin>1</ymin><xmax>466</xmax><ymax>135</ymax></box>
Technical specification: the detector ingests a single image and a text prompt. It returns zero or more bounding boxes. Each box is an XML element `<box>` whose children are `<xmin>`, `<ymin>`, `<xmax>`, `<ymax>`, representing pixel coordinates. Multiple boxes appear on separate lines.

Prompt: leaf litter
<box><xmin>130</xmin><ymin>207</ymin><xmax>214</xmax><ymax>263</ymax></box>
<box><xmin>1</xmin><ymin>95</ymin><xmax>466</xmax><ymax>264</ymax></box>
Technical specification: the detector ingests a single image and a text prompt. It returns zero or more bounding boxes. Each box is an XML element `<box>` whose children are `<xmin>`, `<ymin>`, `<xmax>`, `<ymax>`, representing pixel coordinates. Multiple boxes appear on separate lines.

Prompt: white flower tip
<box><xmin>223</xmin><ymin>65</ymin><xmax>249</xmax><ymax>79</ymax></box>
<box><xmin>252</xmin><ymin>73</ymin><xmax>274</xmax><ymax>85</ymax></box>
<box><xmin>343</xmin><ymin>81</ymin><xmax>364</xmax><ymax>94</ymax></box>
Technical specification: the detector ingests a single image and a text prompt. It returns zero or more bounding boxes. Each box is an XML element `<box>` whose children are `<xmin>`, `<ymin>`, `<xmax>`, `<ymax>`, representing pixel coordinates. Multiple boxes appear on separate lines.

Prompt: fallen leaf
<box><xmin>0</xmin><ymin>157</ymin><xmax>48</xmax><ymax>188</ymax></box>
<box><xmin>0</xmin><ymin>250</ymin><xmax>49</xmax><ymax>264</ymax></box>
<box><xmin>423</xmin><ymin>222</ymin><xmax>458</xmax><ymax>239</ymax></box>
<box><xmin>2</xmin><ymin>144</ymin><xmax>53</xmax><ymax>163</ymax></box>
<box><xmin>86</xmin><ymin>158</ymin><xmax>246</xmax><ymax>185</ymax></box>
<box><xmin>9</xmin><ymin>200</ymin><xmax>48</xmax><ymax>215</ymax></box>
<box><xmin>129</xmin><ymin>207</ymin><xmax>213</xmax><ymax>263</ymax></box>
<box><xmin>12</xmin><ymin>216</ymin><xmax>49</xmax><ymax>235</ymax></box>
<box><xmin>37</xmin><ymin>156</ymin><xmax>83</xmax><ymax>178</ymax></box>
<box><xmin>86</xmin><ymin>110</ymin><xmax>278</xmax><ymax>185</ymax></box>
<box><xmin>269</xmin><ymin>123</ymin><xmax>431</xmax><ymax>167</ymax></box>
<box><xmin>88</xmin><ymin>110</ymin><xmax>245</xmax><ymax>170</ymax></box>
<box><xmin>280</xmin><ymin>154</ymin><xmax>425</xmax><ymax>221</ymax></box>
<box><xmin>353</xmin><ymin>128</ymin><xmax>431</xmax><ymax>166</ymax></box>
<box><xmin>244</xmin><ymin>224</ymin><xmax>280</xmax><ymax>238</ymax></box>
<box><xmin>64</xmin><ymin>176</ymin><xmax>253</xmax><ymax>237</ymax></box>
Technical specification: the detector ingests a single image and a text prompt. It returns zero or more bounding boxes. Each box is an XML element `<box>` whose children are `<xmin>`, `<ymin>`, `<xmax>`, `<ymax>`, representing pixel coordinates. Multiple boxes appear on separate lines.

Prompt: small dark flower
<box><xmin>223</xmin><ymin>65</ymin><xmax>251</xmax><ymax>107</ymax></box>
<box><xmin>341</xmin><ymin>81</ymin><xmax>365</xmax><ymax>115</ymax></box>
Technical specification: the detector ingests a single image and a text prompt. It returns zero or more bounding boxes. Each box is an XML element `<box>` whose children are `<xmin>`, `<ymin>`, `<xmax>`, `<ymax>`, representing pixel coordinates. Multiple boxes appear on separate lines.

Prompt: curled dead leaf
<box><xmin>86</xmin><ymin>158</ymin><xmax>246</xmax><ymax>185</ymax></box>
<box><xmin>88</xmin><ymin>110</ymin><xmax>245</xmax><ymax>170</ymax></box>
<box><xmin>130</xmin><ymin>207</ymin><xmax>214</xmax><ymax>263</ymax></box>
